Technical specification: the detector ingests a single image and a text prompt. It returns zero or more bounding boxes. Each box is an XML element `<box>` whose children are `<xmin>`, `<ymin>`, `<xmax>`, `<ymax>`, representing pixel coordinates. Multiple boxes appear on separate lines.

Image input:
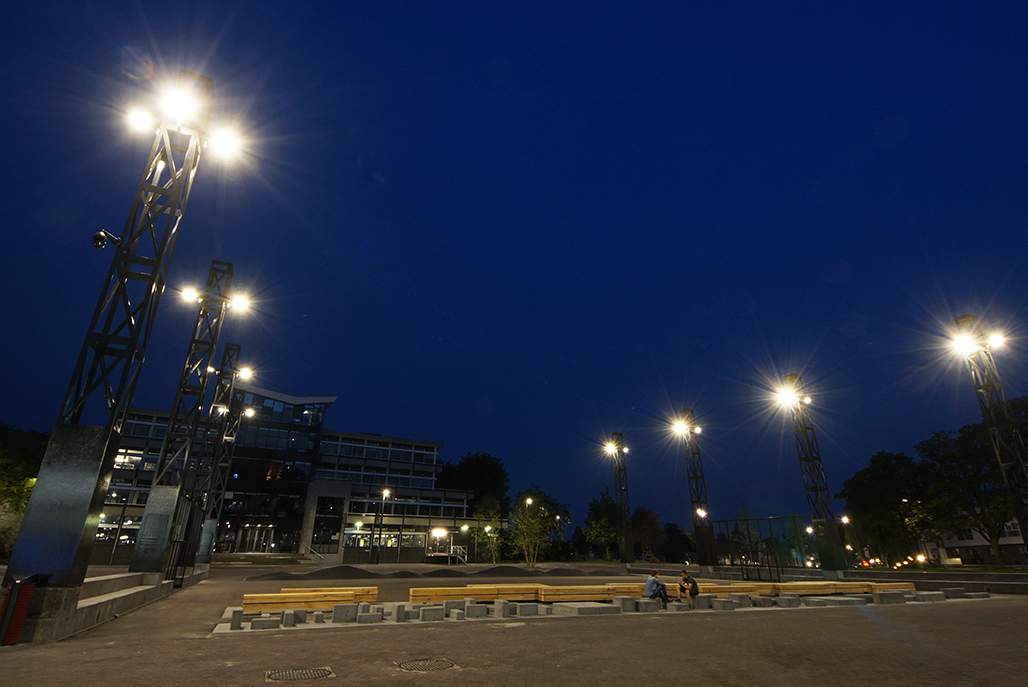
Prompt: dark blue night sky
<box><xmin>2</xmin><ymin>3</ymin><xmax>1027</xmax><ymax>527</ymax></box>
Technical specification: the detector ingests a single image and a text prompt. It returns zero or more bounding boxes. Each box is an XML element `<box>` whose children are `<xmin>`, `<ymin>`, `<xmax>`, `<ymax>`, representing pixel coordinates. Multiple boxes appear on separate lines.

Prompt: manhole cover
<box><xmin>397</xmin><ymin>658</ymin><xmax>456</xmax><ymax>672</ymax></box>
<box><xmin>265</xmin><ymin>666</ymin><xmax>335</xmax><ymax>682</ymax></box>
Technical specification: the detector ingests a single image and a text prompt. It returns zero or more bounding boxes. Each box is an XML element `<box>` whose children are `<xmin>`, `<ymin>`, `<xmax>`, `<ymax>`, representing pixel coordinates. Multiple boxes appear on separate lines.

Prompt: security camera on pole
<box><xmin>1</xmin><ymin>73</ymin><xmax>245</xmax><ymax>643</ymax></box>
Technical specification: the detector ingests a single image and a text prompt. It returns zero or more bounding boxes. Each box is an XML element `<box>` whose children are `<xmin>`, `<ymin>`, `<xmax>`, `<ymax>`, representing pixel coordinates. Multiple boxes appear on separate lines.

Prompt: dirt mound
<box><xmin>385</xmin><ymin>570</ymin><xmax>420</xmax><ymax>578</ymax></box>
<box><xmin>543</xmin><ymin>567</ymin><xmax>585</xmax><ymax>576</ymax></box>
<box><xmin>418</xmin><ymin>568</ymin><xmax>469</xmax><ymax>578</ymax></box>
<box><xmin>247</xmin><ymin>565</ymin><xmax>382</xmax><ymax>581</ymax></box>
<box><xmin>472</xmin><ymin>565</ymin><xmax>542</xmax><ymax>577</ymax></box>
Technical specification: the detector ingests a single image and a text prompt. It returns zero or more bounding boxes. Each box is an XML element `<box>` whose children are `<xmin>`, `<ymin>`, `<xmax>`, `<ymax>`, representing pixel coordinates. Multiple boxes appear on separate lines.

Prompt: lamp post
<box><xmin>373</xmin><ymin>489</ymin><xmax>391</xmax><ymax>564</ymax></box>
<box><xmin>773</xmin><ymin>374</ymin><xmax>846</xmax><ymax>570</ymax></box>
<box><xmin>670</xmin><ymin>410</ymin><xmax>715</xmax><ymax>566</ymax></box>
<box><xmin>130</xmin><ymin>262</ymin><xmax>250</xmax><ymax>578</ymax></box>
<box><xmin>193</xmin><ymin>346</ymin><xmax>254</xmax><ymax>564</ymax></box>
<box><xmin>948</xmin><ymin>315</ymin><xmax>1028</xmax><ymax>538</ymax></box>
<box><xmin>3</xmin><ymin>74</ymin><xmax>244</xmax><ymax>604</ymax></box>
<box><xmin>604</xmin><ymin>433</ymin><xmax>631</xmax><ymax>564</ymax></box>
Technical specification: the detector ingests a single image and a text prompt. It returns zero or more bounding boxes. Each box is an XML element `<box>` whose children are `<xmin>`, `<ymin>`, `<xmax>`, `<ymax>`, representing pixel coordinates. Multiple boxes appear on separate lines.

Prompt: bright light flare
<box><xmin>180</xmin><ymin>286</ymin><xmax>200</xmax><ymax>303</ymax></box>
<box><xmin>775</xmin><ymin>386</ymin><xmax>800</xmax><ymax>409</ymax></box>
<box><xmin>525</xmin><ymin>497</ymin><xmax>534</xmax><ymax>506</ymax></box>
<box><xmin>695</xmin><ymin>507</ymin><xmax>708</xmax><ymax>519</ymax></box>
<box><xmin>382</xmin><ymin>488</ymin><xmax>391</xmax><ymax>499</ymax></box>
<box><xmin>671</xmin><ymin>419</ymin><xmax>690</xmax><ymax>437</ymax></box>
<box><xmin>987</xmin><ymin>332</ymin><xmax>1006</xmax><ymax>350</ymax></box>
<box><xmin>159</xmin><ymin>83</ymin><xmax>201</xmax><ymax>123</ymax></box>
<box><xmin>603</xmin><ymin>442</ymin><xmax>618</xmax><ymax>456</ymax></box>
<box><xmin>840</xmin><ymin>515</ymin><xmax>851</xmax><ymax>525</ymax></box>
<box><xmin>805</xmin><ymin>525</ymin><xmax>815</xmax><ymax>535</ymax></box>
<box><xmin>460</xmin><ymin>524</ymin><xmax>470</xmax><ymax>533</ymax></box>
<box><xmin>915</xmin><ymin>553</ymin><xmax>927</xmax><ymax>563</ymax></box>
<box><xmin>431</xmin><ymin>527</ymin><xmax>448</xmax><ymax>539</ymax></box>
<box><xmin>484</xmin><ymin>525</ymin><xmax>492</xmax><ymax>533</ymax></box>
<box><xmin>229</xmin><ymin>293</ymin><xmax>251</xmax><ymax>313</ymax></box>
<box><xmin>238</xmin><ymin>366</ymin><xmax>254</xmax><ymax>382</ymax></box>
<box><xmin>950</xmin><ymin>333</ymin><xmax>981</xmax><ymax>358</ymax></box>
<box><xmin>126</xmin><ymin>107</ymin><xmax>154</xmax><ymax>133</ymax></box>
<box><xmin>243</xmin><ymin>407</ymin><xmax>256</xmax><ymax>418</ymax></box>
<box><xmin>209</xmin><ymin>126</ymin><xmax>243</xmax><ymax>160</ymax></box>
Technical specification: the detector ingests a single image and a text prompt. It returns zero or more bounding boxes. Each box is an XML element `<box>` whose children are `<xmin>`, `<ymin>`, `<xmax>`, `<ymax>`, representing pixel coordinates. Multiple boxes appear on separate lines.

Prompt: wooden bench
<box><xmin>278</xmin><ymin>586</ymin><xmax>379</xmax><ymax>599</ymax></box>
<box><xmin>242</xmin><ymin>590</ymin><xmax>376</xmax><ymax>614</ymax></box>
<box><xmin>408</xmin><ymin>587</ymin><xmax>500</xmax><ymax>604</ymax></box>
<box><xmin>464</xmin><ymin>584</ymin><xmax>544</xmax><ymax>601</ymax></box>
<box><xmin>870</xmin><ymin>582</ymin><xmax>915</xmax><ymax>593</ymax></box>
<box><xmin>538</xmin><ymin>585</ymin><xmax>614</xmax><ymax>602</ymax></box>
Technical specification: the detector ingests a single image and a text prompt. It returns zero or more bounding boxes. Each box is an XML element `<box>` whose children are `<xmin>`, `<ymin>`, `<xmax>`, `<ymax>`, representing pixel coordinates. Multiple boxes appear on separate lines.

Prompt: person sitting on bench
<box><xmin>644</xmin><ymin>571</ymin><xmax>668</xmax><ymax>607</ymax></box>
<box><xmin>679</xmin><ymin>570</ymin><xmax>699</xmax><ymax>609</ymax></box>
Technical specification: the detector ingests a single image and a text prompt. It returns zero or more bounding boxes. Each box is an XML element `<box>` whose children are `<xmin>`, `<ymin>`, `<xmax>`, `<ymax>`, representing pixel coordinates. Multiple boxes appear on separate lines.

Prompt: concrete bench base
<box><xmin>914</xmin><ymin>591</ymin><xmax>946</xmax><ymax>602</ymax></box>
<box><xmin>711</xmin><ymin>599</ymin><xmax>738</xmax><ymax>611</ymax></box>
<box><xmin>751</xmin><ymin>596</ymin><xmax>775</xmax><ymax>608</ymax></box>
<box><xmin>635</xmin><ymin>599</ymin><xmax>661</xmax><ymax>613</ymax></box>
<box><xmin>940</xmin><ymin>588</ymin><xmax>965</xmax><ymax>599</ymax></box>
<box><xmin>419</xmin><ymin>606</ymin><xmax>445</xmax><ymax>622</ymax></box>
<box><xmin>872</xmin><ymin>591</ymin><xmax>906</xmax><ymax>605</ymax></box>
<box><xmin>552</xmin><ymin>602</ymin><xmax>621</xmax><ymax>616</ymax></box>
<box><xmin>357</xmin><ymin>611</ymin><xmax>382</xmax><ymax>623</ymax></box>
<box><xmin>775</xmin><ymin>595</ymin><xmax>801</xmax><ymax>608</ymax></box>
<box><xmin>965</xmin><ymin>592</ymin><xmax>990</xmax><ymax>599</ymax></box>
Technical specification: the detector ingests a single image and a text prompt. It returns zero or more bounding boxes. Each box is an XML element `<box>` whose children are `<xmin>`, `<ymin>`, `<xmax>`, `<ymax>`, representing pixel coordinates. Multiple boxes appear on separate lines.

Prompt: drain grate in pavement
<box><xmin>397</xmin><ymin>658</ymin><xmax>456</xmax><ymax>672</ymax></box>
<box><xmin>265</xmin><ymin>666</ymin><xmax>336</xmax><ymax>682</ymax></box>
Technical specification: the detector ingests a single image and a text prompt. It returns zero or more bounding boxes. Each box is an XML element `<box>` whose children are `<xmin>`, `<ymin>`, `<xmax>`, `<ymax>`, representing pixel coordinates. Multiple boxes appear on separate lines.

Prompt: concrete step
<box><xmin>68</xmin><ymin>580</ymin><xmax>175</xmax><ymax>638</ymax></box>
<box><xmin>80</xmin><ymin>572</ymin><xmax>159</xmax><ymax>598</ymax></box>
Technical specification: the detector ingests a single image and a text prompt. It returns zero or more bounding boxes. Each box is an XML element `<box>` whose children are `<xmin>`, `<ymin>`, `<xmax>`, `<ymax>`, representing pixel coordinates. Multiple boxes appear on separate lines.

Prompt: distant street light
<box><xmin>771</xmin><ymin>373</ymin><xmax>846</xmax><ymax>570</ymax></box>
<box><xmin>670</xmin><ymin>409</ymin><xmax>715</xmax><ymax>565</ymax></box>
<box><xmin>947</xmin><ymin>314</ymin><xmax>1028</xmax><ymax>539</ymax></box>
<box><xmin>603</xmin><ymin>432</ymin><xmax>631</xmax><ymax>563</ymax></box>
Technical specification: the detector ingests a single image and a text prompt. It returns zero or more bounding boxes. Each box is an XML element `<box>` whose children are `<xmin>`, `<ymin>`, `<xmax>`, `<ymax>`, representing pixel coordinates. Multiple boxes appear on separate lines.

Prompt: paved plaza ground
<box><xmin>2</xmin><ymin>566</ymin><xmax>1026</xmax><ymax>686</ymax></box>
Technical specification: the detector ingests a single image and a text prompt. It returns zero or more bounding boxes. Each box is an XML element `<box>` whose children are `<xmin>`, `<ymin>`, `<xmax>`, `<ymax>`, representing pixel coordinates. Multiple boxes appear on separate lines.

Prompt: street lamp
<box><xmin>771</xmin><ymin>373</ymin><xmax>846</xmax><ymax>570</ymax></box>
<box><xmin>372</xmin><ymin>488</ymin><xmax>391</xmax><ymax>564</ymax></box>
<box><xmin>4</xmin><ymin>71</ymin><xmax>249</xmax><ymax>598</ymax></box>
<box><xmin>947</xmin><ymin>314</ymin><xmax>1028</xmax><ymax>538</ymax></box>
<box><xmin>840</xmin><ymin>515</ymin><xmax>851</xmax><ymax>525</ymax></box>
<box><xmin>525</xmin><ymin>497</ymin><xmax>534</xmax><ymax>506</ymax></box>
<box><xmin>603</xmin><ymin>432</ymin><xmax>631</xmax><ymax>564</ymax></box>
<box><xmin>670</xmin><ymin>409</ymin><xmax>715</xmax><ymax>566</ymax></box>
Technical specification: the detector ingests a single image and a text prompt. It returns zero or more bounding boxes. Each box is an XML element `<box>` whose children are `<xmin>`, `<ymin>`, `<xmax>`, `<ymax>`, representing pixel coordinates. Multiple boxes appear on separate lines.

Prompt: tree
<box><xmin>837</xmin><ymin>451</ymin><xmax>933</xmax><ymax>563</ymax></box>
<box><xmin>630</xmin><ymin>507</ymin><xmax>665</xmax><ymax>561</ymax></box>
<box><xmin>508</xmin><ymin>488</ymin><xmax>567</xmax><ymax>568</ymax></box>
<box><xmin>0</xmin><ymin>425</ymin><xmax>48</xmax><ymax>561</ymax></box>
<box><xmin>658</xmin><ymin>522</ymin><xmax>696</xmax><ymax>563</ymax></box>
<box><xmin>916</xmin><ymin>426</ymin><xmax>1016</xmax><ymax>562</ymax></box>
<box><xmin>437</xmin><ymin>452</ymin><xmax>510</xmax><ymax>515</ymax></box>
<box><xmin>471</xmin><ymin>497</ymin><xmax>502</xmax><ymax>563</ymax></box>
<box><xmin>584</xmin><ymin>488</ymin><xmax>620</xmax><ymax>559</ymax></box>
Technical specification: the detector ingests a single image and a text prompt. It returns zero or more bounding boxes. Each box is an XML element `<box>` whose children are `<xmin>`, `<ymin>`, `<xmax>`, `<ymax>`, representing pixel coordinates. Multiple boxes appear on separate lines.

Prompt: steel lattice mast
<box><xmin>608</xmin><ymin>432</ymin><xmax>631</xmax><ymax>564</ymax></box>
<box><xmin>194</xmin><ymin>343</ymin><xmax>243</xmax><ymax>564</ymax></box>
<box><xmin>680</xmin><ymin>409</ymin><xmax>716</xmax><ymax>565</ymax></box>
<box><xmin>130</xmin><ymin>260</ymin><xmax>233</xmax><ymax>574</ymax></box>
<box><xmin>781</xmin><ymin>373</ymin><xmax>845</xmax><ymax>569</ymax></box>
<box><xmin>3</xmin><ymin>75</ymin><xmax>211</xmax><ymax>590</ymax></box>
<box><xmin>953</xmin><ymin>314</ymin><xmax>1028</xmax><ymax>536</ymax></box>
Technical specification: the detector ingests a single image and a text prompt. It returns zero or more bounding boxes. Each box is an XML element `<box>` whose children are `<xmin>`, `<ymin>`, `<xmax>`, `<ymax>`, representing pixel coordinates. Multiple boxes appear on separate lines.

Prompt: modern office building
<box><xmin>93</xmin><ymin>383</ymin><xmax>482</xmax><ymax>564</ymax></box>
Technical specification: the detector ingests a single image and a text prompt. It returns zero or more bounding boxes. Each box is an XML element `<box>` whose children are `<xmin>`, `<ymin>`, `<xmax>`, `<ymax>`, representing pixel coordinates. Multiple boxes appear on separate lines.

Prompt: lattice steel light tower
<box><xmin>4</xmin><ymin>75</ymin><xmax>244</xmax><ymax>600</ymax></box>
<box><xmin>774</xmin><ymin>374</ymin><xmax>846</xmax><ymax>570</ymax></box>
<box><xmin>949</xmin><ymin>314</ymin><xmax>1028</xmax><ymax>536</ymax></box>
<box><xmin>671</xmin><ymin>410</ymin><xmax>715</xmax><ymax>565</ymax></box>
<box><xmin>130</xmin><ymin>260</ymin><xmax>249</xmax><ymax>576</ymax></box>
<box><xmin>193</xmin><ymin>343</ymin><xmax>246</xmax><ymax>565</ymax></box>
<box><xmin>604</xmin><ymin>433</ymin><xmax>631</xmax><ymax>563</ymax></box>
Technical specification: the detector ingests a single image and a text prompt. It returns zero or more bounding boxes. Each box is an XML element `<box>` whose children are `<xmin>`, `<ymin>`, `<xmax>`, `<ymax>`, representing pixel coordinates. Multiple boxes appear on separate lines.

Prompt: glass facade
<box><xmin>94</xmin><ymin>383</ymin><xmax>472</xmax><ymax>562</ymax></box>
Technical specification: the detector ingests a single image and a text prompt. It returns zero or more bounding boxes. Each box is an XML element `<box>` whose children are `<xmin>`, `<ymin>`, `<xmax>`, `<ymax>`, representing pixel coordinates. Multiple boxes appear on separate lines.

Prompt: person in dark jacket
<box><xmin>679</xmin><ymin>570</ymin><xmax>700</xmax><ymax>609</ymax></box>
